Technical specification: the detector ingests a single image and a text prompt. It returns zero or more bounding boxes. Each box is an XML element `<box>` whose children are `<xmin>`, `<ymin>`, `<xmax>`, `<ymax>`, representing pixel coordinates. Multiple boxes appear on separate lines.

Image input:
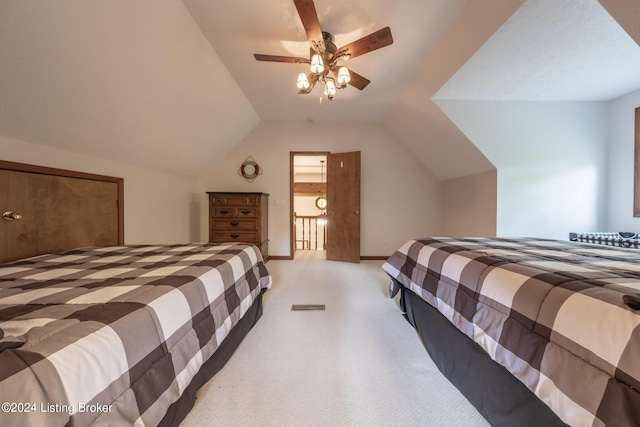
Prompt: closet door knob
<box><xmin>2</xmin><ymin>211</ymin><xmax>22</xmax><ymax>221</ymax></box>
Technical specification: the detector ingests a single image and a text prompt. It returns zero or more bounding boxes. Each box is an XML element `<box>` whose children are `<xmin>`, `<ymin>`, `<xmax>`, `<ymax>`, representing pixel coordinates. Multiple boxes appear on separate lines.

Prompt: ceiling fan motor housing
<box><xmin>322</xmin><ymin>31</ymin><xmax>337</xmax><ymax>54</ymax></box>
<box><xmin>317</xmin><ymin>31</ymin><xmax>341</xmax><ymax>77</ymax></box>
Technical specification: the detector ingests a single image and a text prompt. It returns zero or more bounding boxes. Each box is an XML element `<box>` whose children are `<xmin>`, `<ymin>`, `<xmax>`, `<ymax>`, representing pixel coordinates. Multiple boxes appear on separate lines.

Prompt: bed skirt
<box><xmin>158</xmin><ymin>289</ymin><xmax>265</xmax><ymax>427</ymax></box>
<box><xmin>398</xmin><ymin>284</ymin><xmax>567</xmax><ymax>427</ymax></box>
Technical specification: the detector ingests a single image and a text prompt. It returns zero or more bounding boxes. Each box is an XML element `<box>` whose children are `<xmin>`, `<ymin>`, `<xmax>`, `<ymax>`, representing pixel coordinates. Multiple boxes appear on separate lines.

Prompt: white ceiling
<box><xmin>293</xmin><ymin>154</ymin><xmax>327</xmax><ymax>175</ymax></box>
<box><xmin>182</xmin><ymin>0</ymin><xmax>467</xmax><ymax>122</ymax></box>
<box><xmin>0</xmin><ymin>0</ymin><xmax>639</xmax><ymax>178</ymax></box>
<box><xmin>435</xmin><ymin>0</ymin><xmax>640</xmax><ymax>101</ymax></box>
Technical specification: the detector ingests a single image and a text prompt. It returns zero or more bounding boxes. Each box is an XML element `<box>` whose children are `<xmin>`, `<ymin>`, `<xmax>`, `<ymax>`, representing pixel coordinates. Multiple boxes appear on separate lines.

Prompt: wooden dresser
<box><xmin>207</xmin><ymin>192</ymin><xmax>269</xmax><ymax>260</ymax></box>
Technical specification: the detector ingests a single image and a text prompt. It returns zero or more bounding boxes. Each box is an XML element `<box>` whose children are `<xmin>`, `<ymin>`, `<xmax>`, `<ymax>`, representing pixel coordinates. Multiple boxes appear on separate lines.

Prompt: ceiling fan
<box><xmin>253</xmin><ymin>0</ymin><xmax>393</xmax><ymax>101</ymax></box>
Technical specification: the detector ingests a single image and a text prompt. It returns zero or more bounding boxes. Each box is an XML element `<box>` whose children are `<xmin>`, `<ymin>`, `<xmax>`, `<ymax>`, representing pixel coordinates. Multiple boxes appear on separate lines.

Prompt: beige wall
<box><xmin>2</xmin><ymin>127</ymin><xmax>500</xmax><ymax>254</ymax></box>
<box><xmin>441</xmin><ymin>170</ymin><xmax>497</xmax><ymax>237</ymax></box>
<box><xmin>199</xmin><ymin>121</ymin><xmax>442</xmax><ymax>257</ymax></box>
<box><xmin>1</xmin><ymin>135</ymin><xmax>200</xmax><ymax>244</ymax></box>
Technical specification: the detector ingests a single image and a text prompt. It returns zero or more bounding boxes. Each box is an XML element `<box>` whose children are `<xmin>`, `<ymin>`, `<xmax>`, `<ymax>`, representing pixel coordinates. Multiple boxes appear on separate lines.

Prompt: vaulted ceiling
<box><xmin>0</xmin><ymin>0</ymin><xmax>639</xmax><ymax>179</ymax></box>
<box><xmin>181</xmin><ymin>0</ymin><xmax>467</xmax><ymax>122</ymax></box>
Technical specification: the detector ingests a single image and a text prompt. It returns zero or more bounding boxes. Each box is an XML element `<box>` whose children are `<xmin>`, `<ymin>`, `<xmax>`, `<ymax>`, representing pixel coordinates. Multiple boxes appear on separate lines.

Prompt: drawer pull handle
<box><xmin>230</xmin><ymin>222</ymin><xmax>240</xmax><ymax>226</ymax></box>
<box><xmin>231</xmin><ymin>233</ymin><xmax>240</xmax><ymax>238</ymax></box>
<box><xmin>219</xmin><ymin>209</ymin><xmax>229</xmax><ymax>214</ymax></box>
<box><xmin>241</xmin><ymin>210</ymin><xmax>251</xmax><ymax>215</ymax></box>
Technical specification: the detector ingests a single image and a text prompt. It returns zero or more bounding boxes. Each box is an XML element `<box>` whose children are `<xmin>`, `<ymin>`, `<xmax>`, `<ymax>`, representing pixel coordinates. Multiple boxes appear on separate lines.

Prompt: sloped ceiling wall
<box><xmin>0</xmin><ymin>0</ymin><xmax>259</xmax><ymax>177</ymax></box>
<box><xmin>181</xmin><ymin>0</ymin><xmax>469</xmax><ymax>124</ymax></box>
<box><xmin>0</xmin><ymin>0</ymin><xmax>525</xmax><ymax>184</ymax></box>
<box><xmin>2</xmin><ymin>0</ymin><xmax>639</xmax><ymax>186</ymax></box>
<box><xmin>436</xmin><ymin>0</ymin><xmax>640</xmax><ymax>102</ymax></box>
<box><xmin>427</xmin><ymin>0</ymin><xmax>640</xmax><ymax>238</ymax></box>
<box><xmin>383</xmin><ymin>0</ymin><xmax>525</xmax><ymax>181</ymax></box>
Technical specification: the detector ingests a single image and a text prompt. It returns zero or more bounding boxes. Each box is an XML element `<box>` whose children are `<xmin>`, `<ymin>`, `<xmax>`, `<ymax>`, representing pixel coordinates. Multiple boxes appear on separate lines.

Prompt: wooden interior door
<box><xmin>0</xmin><ymin>163</ymin><xmax>122</xmax><ymax>264</ymax></box>
<box><xmin>326</xmin><ymin>151</ymin><xmax>361</xmax><ymax>263</ymax></box>
<box><xmin>290</xmin><ymin>153</ymin><xmax>297</xmax><ymax>259</ymax></box>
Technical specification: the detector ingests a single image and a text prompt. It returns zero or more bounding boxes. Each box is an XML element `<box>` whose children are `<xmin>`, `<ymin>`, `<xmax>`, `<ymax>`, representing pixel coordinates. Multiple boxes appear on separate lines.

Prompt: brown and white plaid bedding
<box><xmin>0</xmin><ymin>243</ymin><xmax>271</xmax><ymax>427</ymax></box>
<box><xmin>382</xmin><ymin>237</ymin><xmax>640</xmax><ymax>427</ymax></box>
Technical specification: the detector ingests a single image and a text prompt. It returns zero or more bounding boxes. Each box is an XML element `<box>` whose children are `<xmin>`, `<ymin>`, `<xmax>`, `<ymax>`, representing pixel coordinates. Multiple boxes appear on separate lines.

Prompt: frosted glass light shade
<box><xmin>310</xmin><ymin>54</ymin><xmax>324</xmax><ymax>74</ymax></box>
<box><xmin>337</xmin><ymin>67</ymin><xmax>351</xmax><ymax>85</ymax></box>
<box><xmin>297</xmin><ymin>73</ymin><xmax>310</xmax><ymax>89</ymax></box>
<box><xmin>324</xmin><ymin>79</ymin><xmax>336</xmax><ymax>96</ymax></box>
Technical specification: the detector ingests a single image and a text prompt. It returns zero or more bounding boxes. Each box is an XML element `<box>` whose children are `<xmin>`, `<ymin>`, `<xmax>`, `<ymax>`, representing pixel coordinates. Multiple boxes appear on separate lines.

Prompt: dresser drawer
<box><xmin>213</xmin><ymin>195</ymin><xmax>258</xmax><ymax>206</ymax></box>
<box><xmin>212</xmin><ymin>231</ymin><xmax>258</xmax><ymax>242</ymax></box>
<box><xmin>213</xmin><ymin>219</ymin><xmax>258</xmax><ymax>231</ymax></box>
<box><xmin>236</xmin><ymin>207</ymin><xmax>258</xmax><ymax>217</ymax></box>
<box><xmin>213</xmin><ymin>207</ymin><xmax>236</xmax><ymax>217</ymax></box>
<box><xmin>213</xmin><ymin>207</ymin><xmax>259</xmax><ymax>218</ymax></box>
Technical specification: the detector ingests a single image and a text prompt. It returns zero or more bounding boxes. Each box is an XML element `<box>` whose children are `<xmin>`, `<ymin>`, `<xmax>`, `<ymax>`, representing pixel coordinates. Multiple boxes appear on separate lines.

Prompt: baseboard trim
<box><xmin>268</xmin><ymin>255</ymin><xmax>387</xmax><ymax>261</ymax></box>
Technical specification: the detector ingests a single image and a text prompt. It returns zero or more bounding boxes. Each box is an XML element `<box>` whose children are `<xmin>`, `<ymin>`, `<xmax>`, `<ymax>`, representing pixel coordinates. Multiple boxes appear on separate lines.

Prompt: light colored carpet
<box><xmin>180</xmin><ymin>250</ymin><xmax>489</xmax><ymax>427</ymax></box>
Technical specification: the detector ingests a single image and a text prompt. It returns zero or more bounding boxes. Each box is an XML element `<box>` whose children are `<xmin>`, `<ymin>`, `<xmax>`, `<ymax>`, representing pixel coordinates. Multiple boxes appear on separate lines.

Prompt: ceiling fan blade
<box><xmin>345</xmin><ymin>69</ymin><xmax>370</xmax><ymax>90</ymax></box>
<box><xmin>332</xmin><ymin>68</ymin><xmax>370</xmax><ymax>90</ymax></box>
<box><xmin>254</xmin><ymin>54</ymin><xmax>310</xmax><ymax>64</ymax></box>
<box><xmin>336</xmin><ymin>27</ymin><xmax>393</xmax><ymax>60</ymax></box>
<box><xmin>293</xmin><ymin>0</ymin><xmax>326</xmax><ymax>53</ymax></box>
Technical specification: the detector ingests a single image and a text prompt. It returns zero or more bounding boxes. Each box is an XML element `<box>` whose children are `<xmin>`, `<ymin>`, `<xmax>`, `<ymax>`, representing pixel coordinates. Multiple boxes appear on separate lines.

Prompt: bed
<box><xmin>0</xmin><ymin>242</ymin><xmax>271</xmax><ymax>426</ymax></box>
<box><xmin>382</xmin><ymin>237</ymin><xmax>640</xmax><ymax>427</ymax></box>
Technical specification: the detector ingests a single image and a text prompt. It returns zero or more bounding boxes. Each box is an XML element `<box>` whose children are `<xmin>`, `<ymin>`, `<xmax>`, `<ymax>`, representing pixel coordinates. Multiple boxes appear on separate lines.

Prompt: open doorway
<box><xmin>290</xmin><ymin>151</ymin><xmax>361</xmax><ymax>263</ymax></box>
<box><xmin>291</xmin><ymin>152</ymin><xmax>329</xmax><ymax>259</ymax></box>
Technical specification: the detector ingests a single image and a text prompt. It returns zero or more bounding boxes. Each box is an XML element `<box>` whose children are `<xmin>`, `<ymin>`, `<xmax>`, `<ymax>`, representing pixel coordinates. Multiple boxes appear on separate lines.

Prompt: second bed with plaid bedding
<box><xmin>0</xmin><ymin>242</ymin><xmax>271</xmax><ymax>427</ymax></box>
<box><xmin>382</xmin><ymin>237</ymin><xmax>640</xmax><ymax>427</ymax></box>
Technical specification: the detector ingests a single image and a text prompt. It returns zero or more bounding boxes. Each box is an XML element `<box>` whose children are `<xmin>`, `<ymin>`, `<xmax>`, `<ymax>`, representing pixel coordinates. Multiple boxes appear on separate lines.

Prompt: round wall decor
<box><xmin>238</xmin><ymin>156</ymin><xmax>263</xmax><ymax>182</ymax></box>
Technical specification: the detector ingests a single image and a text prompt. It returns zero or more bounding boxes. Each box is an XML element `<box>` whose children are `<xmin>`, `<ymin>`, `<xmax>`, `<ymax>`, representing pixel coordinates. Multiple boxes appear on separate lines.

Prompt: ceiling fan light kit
<box><xmin>254</xmin><ymin>0</ymin><xmax>393</xmax><ymax>102</ymax></box>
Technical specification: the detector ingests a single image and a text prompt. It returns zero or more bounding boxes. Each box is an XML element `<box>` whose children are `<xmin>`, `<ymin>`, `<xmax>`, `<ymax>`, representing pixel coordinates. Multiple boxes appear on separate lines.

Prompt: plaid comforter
<box><xmin>382</xmin><ymin>237</ymin><xmax>640</xmax><ymax>427</ymax></box>
<box><xmin>0</xmin><ymin>243</ymin><xmax>271</xmax><ymax>427</ymax></box>
<box><xmin>570</xmin><ymin>232</ymin><xmax>640</xmax><ymax>249</ymax></box>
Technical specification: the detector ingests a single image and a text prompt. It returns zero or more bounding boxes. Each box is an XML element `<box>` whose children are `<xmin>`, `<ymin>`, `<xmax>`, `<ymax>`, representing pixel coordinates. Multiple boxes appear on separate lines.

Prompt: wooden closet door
<box><xmin>0</xmin><ymin>169</ymin><xmax>120</xmax><ymax>263</ymax></box>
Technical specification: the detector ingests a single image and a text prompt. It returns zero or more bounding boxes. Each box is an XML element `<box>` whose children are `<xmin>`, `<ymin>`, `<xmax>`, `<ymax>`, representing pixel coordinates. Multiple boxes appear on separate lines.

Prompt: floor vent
<box><xmin>291</xmin><ymin>304</ymin><xmax>325</xmax><ymax>311</ymax></box>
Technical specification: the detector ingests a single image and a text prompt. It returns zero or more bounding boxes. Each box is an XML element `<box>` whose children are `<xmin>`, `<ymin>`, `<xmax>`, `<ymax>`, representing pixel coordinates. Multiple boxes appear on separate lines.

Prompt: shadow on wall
<box><xmin>189</xmin><ymin>193</ymin><xmax>201</xmax><ymax>243</ymax></box>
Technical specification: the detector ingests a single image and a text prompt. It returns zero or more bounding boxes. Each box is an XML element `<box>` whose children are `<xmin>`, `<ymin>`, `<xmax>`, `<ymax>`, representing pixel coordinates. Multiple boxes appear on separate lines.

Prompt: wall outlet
<box><xmin>275</xmin><ymin>199</ymin><xmax>286</xmax><ymax>206</ymax></box>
